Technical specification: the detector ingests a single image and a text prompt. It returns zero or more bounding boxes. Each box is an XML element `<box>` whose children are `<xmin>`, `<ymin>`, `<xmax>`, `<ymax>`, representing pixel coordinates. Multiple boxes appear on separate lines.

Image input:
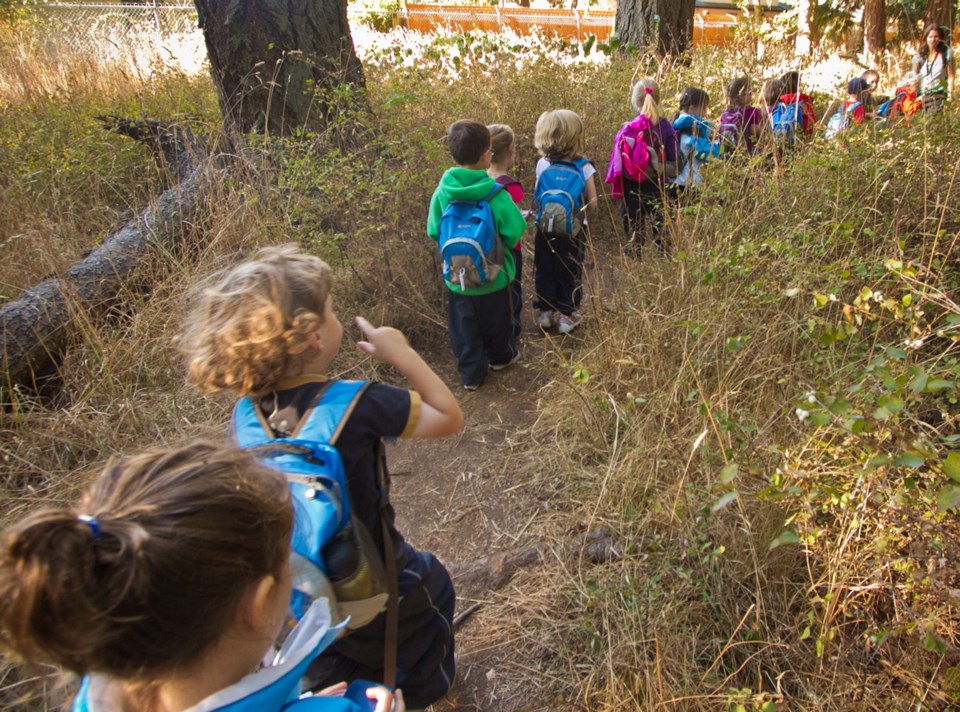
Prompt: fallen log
<box><xmin>0</xmin><ymin>166</ymin><xmax>206</xmax><ymax>394</ymax></box>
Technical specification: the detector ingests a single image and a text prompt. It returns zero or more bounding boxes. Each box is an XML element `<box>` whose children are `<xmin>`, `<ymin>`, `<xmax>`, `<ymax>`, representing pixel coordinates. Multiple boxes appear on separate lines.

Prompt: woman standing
<box><xmin>912</xmin><ymin>23</ymin><xmax>955</xmax><ymax>110</ymax></box>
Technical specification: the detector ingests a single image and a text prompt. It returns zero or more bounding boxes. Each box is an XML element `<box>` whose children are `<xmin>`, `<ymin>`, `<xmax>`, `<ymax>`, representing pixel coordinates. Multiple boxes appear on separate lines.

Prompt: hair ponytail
<box><xmin>632</xmin><ymin>78</ymin><xmax>662</xmax><ymax>125</ymax></box>
<box><xmin>0</xmin><ymin>442</ymin><xmax>293</xmax><ymax>679</ymax></box>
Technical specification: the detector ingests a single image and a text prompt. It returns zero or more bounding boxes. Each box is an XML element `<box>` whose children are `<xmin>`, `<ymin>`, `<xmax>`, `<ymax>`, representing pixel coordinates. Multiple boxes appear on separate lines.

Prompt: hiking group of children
<box><xmin>1</xmin><ymin>30</ymin><xmax>955</xmax><ymax>709</ymax></box>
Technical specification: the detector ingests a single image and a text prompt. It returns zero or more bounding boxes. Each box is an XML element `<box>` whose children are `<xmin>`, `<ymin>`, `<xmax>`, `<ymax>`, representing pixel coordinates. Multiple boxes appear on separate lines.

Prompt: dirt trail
<box><xmin>388</xmin><ymin>328</ymin><xmax>554</xmax><ymax>711</ymax></box>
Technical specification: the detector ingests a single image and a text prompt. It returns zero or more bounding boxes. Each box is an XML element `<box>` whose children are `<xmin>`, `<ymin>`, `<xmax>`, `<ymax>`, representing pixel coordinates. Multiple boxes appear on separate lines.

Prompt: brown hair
<box><xmin>487</xmin><ymin>124</ymin><xmax>515</xmax><ymax>162</ymax></box>
<box><xmin>446</xmin><ymin>120</ymin><xmax>491</xmax><ymax>166</ymax></box>
<box><xmin>0</xmin><ymin>441</ymin><xmax>293</xmax><ymax>679</ymax></box>
<box><xmin>533</xmin><ymin>109</ymin><xmax>584</xmax><ymax>160</ymax></box>
<box><xmin>761</xmin><ymin>79</ymin><xmax>782</xmax><ymax>107</ymax></box>
<box><xmin>726</xmin><ymin>76</ymin><xmax>751</xmax><ymax>108</ymax></box>
<box><xmin>181</xmin><ymin>245</ymin><xmax>333</xmax><ymax>395</ymax></box>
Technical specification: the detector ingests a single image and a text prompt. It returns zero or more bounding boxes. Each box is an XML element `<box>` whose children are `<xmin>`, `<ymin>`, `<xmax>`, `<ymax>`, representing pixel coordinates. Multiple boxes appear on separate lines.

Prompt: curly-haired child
<box><xmin>180</xmin><ymin>245</ymin><xmax>464</xmax><ymax>710</ymax></box>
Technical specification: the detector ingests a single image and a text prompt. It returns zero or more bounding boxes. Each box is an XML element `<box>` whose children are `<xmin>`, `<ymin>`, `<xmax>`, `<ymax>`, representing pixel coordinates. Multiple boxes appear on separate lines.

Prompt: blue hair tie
<box><xmin>78</xmin><ymin>514</ymin><xmax>100</xmax><ymax>540</ymax></box>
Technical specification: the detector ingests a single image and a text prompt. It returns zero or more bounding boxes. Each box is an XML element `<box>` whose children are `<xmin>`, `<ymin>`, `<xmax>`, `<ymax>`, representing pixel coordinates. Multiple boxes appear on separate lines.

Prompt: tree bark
<box><xmin>863</xmin><ymin>0</ymin><xmax>885</xmax><ymax>65</ymax></box>
<box><xmin>0</xmin><ymin>168</ymin><xmax>206</xmax><ymax>393</ymax></box>
<box><xmin>925</xmin><ymin>0</ymin><xmax>955</xmax><ymax>31</ymax></box>
<box><xmin>614</xmin><ymin>0</ymin><xmax>695</xmax><ymax>58</ymax></box>
<box><xmin>193</xmin><ymin>0</ymin><xmax>366</xmax><ymax>136</ymax></box>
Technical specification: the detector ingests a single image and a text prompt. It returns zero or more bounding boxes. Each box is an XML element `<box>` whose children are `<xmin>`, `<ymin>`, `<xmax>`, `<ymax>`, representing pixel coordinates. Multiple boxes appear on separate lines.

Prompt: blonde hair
<box><xmin>487</xmin><ymin>124</ymin><xmax>515</xmax><ymax>162</ymax></box>
<box><xmin>631</xmin><ymin>78</ymin><xmax>663</xmax><ymax>124</ymax></box>
<box><xmin>534</xmin><ymin>109</ymin><xmax>584</xmax><ymax>160</ymax></box>
<box><xmin>0</xmin><ymin>441</ymin><xmax>293</xmax><ymax>679</ymax></box>
<box><xmin>181</xmin><ymin>245</ymin><xmax>333</xmax><ymax>395</ymax></box>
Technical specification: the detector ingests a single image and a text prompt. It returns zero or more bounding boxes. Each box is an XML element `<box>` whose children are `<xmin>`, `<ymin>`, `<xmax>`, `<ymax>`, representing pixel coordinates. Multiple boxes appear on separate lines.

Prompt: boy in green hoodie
<box><xmin>427</xmin><ymin>121</ymin><xmax>527</xmax><ymax>390</ymax></box>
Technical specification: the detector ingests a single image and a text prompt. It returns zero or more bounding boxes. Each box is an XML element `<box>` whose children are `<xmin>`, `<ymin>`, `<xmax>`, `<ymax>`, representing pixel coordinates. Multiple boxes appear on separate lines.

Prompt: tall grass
<box><xmin>2</xmin><ymin>18</ymin><xmax>959</xmax><ymax>711</ymax></box>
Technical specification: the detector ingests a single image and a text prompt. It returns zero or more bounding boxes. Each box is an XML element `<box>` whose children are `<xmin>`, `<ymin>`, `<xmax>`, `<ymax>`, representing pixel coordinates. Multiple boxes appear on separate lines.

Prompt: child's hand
<box><xmin>355</xmin><ymin>316</ymin><xmax>412</xmax><ymax>365</ymax></box>
<box><xmin>369</xmin><ymin>686</ymin><xmax>404</xmax><ymax>712</ymax></box>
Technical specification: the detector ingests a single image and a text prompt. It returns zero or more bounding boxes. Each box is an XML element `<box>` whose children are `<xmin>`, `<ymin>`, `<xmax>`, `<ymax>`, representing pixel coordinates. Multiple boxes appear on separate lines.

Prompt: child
<box><xmin>609</xmin><ymin>78</ymin><xmax>677</xmax><ymax>259</ymax></box>
<box><xmin>826</xmin><ymin>77</ymin><xmax>871</xmax><ymax>138</ymax></box>
<box><xmin>532</xmin><ymin>109</ymin><xmax>597</xmax><ymax>334</ymax></box>
<box><xmin>718</xmin><ymin>76</ymin><xmax>765</xmax><ymax>154</ymax></box>
<box><xmin>0</xmin><ymin>441</ymin><xmax>403</xmax><ymax>712</ymax></box>
<box><xmin>428</xmin><ymin>120</ymin><xmax>526</xmax><ymax>389</ymax></box>
<box><xmin>880</xmin><ymin>71</ymin><xmax>923</xmax><ymax>122</ymax></box>
<box><xmin>778</xmin><ymin>70</ymin><xmax>818</xmax><ymax>136</ymax></box>
<box><xmin>672</xmin><ymin>87</ymin><xmax>723</xmax><ymax>192</ymax></box>
<box><xmin>180</xmin><ymin>246</ymin><xmax>464</xmax><ymax>709</ymax></box>
<box><xmin>761</xmin><ymin>78</ymin><xmax>783</xmax><ymax>114</ymax></box>
<box><xmin>487</xmin><ymin>123</ymin><xmax>525</xmax><ymax>338</ymax></box>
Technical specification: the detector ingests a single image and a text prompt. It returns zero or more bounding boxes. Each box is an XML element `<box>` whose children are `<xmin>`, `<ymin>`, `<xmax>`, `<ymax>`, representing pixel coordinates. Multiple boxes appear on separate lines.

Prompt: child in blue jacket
<box><xmin>672</xmin><ymin>87</ymin><xmax>724</xmax><ymax>193</ymax></box>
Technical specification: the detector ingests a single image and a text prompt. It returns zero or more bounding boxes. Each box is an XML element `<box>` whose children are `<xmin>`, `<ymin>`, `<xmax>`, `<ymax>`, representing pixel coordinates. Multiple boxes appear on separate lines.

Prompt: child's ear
<box><xmin>237</xmin><ymin>575</ymin><xmax>282</xmax><ymax>636</ymax></box>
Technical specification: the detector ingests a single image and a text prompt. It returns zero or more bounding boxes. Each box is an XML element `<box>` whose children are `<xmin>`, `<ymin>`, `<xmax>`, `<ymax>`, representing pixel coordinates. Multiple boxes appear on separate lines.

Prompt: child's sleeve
<box><xmin>426</xmin><ymin>186</ymin><xmax>444</xmax><ymax>240</ymax></box>
<box><xmin>505</xmin><ymin>182</ymin><xmax>524</xmax><ymax>204</ymax></box>
<box><xmin>493</xmin><ymin>193</ymin><xmax>526</xmax><ymax>250</ymax></box>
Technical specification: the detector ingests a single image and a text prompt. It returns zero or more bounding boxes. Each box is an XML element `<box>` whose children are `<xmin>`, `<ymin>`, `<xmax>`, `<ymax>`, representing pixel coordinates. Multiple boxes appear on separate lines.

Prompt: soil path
<box><xmin>388</xmin><ymin>325</ymin><xmax>556</xmax><ymax>712</ymax></box>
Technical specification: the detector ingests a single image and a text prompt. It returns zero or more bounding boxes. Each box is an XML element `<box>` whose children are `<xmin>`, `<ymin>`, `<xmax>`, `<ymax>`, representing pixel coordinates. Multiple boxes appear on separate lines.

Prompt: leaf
<box><xmin>937</xmin><ymin>485</ymin><xmax>960</xmax><ymax>512</ymax></box>
<box><xmin>943</xmin><ymin>453</ymin><xmax>960</xmax><ymax>482</ymax></box>
<box><xmin>768</xmin><ymin>530</ymin><xmax>800</xmax><ymax>551</ymax></box>
<box><xmin>813</xmin><ymin>293</ymin><xmax>829</xmax><ymax>307</ymax></box>
<box><xmin>783</xmin><ymin>287</ymin><xmax>800</xmax><ymax>297</ymax></box>
<box><xmin>719</xmin><ymin>463</ymin><xmax>739</xmax><ymax>484</ymax></box>
<box><xmin>885</xmin><ymin>258</ymin><xmax>903</xmax><ymax>271</ymax></box>
<box><xmin>711</xmin><ymin>491</ymin><xmax>738</xmax><ymax>513</ymax></box>
<box><xmin>878</xmin><ymin>394</ymin><xmax>904</xmax><ymax>414</ymax></box>
<box><xmin>800</xmin><ymin>625</ymin><xmax>811</xmax><ymax>640</ymax></box>
<box><xmin>925</xmin><ymin>378</ymin><xmax>956</xmax><ymax>394</ymax></box>
<box><xmin>886</xmin><ymin>346</ymin><xmax>908</xmax><ymax>360</ymax></box>
<box><xmin>893</xmin><ymin>452</ymin><xmax>925</xmax><ymax>468</ymax></box>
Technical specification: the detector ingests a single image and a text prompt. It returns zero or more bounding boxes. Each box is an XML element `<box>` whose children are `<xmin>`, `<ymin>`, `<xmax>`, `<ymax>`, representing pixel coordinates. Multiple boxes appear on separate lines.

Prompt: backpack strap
<box><xmin>294</xmin><ymin>380</ymin><xmax>370</xmax><ymax>444</ymax></box>
<box><xmin>481</xmin><ymin>183</ymin><xmax>504</xmax><ymax>204</ymax></box>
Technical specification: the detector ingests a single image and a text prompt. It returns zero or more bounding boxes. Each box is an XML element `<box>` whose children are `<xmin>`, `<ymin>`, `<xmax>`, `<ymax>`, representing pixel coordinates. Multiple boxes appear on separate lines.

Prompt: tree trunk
<box><xmin>0</xmin><ymin>168</ymin><xmax>206</xmax><ymax>393</ymax></box>
<box><xmin>614</xmin><ymin>0</ymin><xmax>695</xmax><ymax>58</ymax></box>
<box><xmin>193</xmin><ymin>0</ymin><xmax>366</xmax><ymax>136</ymax></box>
<box><xmin>925</xmin><ymin>0</ymin><xmax>955</xmax><ymax>31</ymax></box>
<box><xmin>863</xmin><ymin>0</ymin><xmax>885</xmax><ymax>65</ymax></box>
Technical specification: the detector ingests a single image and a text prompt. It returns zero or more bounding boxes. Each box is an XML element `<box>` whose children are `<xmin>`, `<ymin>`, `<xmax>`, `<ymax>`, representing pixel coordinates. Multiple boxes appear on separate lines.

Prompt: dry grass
<box><xmin>2</xmin><ymin>17</ymin><xmax>960</xmax><ymax>712</ymax></box>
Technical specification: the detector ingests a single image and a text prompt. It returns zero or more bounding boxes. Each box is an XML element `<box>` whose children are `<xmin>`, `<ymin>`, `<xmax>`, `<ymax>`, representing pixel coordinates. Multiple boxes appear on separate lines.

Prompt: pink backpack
<box><xmin>605</xmin><ymin>114</ymin><xmax>655</xmax><ymax>199</ymax></box>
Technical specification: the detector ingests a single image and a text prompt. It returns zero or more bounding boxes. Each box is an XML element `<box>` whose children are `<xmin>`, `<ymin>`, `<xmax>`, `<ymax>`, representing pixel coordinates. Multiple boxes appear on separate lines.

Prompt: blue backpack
<box><xmin>534</xmin><ymin>158</ymin><xmax>589</xmax><ymax>237</ymax></box>
<box><xmin>824</xmin><ymin>101</ymin><xmax>862</xmax><ymax>139</ymax></box>
<box><xmin>770</xmin><ymin>101</ymin><xmax>801</xmax><ymax>145</ymax></box>
<box><xmin>233</xmin><ymin>380</ymin><xmax>390</xmax><ymax>630</ymax></box>
<box><xmin>438</xmin><ymin>183</ymin><xmax>505</xmax><ymax>291</ymax></box>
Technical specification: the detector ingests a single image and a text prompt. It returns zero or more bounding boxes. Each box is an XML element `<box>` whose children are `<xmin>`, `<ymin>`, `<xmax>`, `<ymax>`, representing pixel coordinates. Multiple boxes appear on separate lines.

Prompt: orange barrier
<box><xmin>403</xmin><ymin>4</ymin><xmax>782</xmax><ymax>45</ymax></box>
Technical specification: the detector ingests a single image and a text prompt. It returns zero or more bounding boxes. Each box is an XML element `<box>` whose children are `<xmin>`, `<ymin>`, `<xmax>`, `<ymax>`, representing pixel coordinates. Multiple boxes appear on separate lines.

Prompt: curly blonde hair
<box><xmin>181</xmin><ymin>245</ymin><xmax>333</xmax><ymax>395</ymax></box>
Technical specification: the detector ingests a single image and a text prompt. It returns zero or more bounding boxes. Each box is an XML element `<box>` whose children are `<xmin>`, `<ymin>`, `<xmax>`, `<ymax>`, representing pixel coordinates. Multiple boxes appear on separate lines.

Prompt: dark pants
<box><xmin>620</xmin><ymin>177</ymin><xmax>667</xmax><ymax>256</ymax></box>
<box><xmin>533</xmin><ymin>228</ymin><xmax>584</xmax><ymax>318</ymax></box>
<box><xmin>511</xmin><ymin>249</ymin><xmax>523</xmax><ymax>337</ymax></box>
<box><xmin>306</xmin><ymin>546</ymin><xmax>456</xmax><ymax>709</ymax></box>
<box><xmin>447</xmin><ymin>288</ymin><xmax>516</xmax><ymax>388</ymax></box>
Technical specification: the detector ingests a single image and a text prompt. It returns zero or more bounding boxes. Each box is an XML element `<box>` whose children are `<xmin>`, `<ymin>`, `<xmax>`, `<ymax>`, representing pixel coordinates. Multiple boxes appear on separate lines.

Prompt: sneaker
<box><xmin>489</xmin><ymin>349</ymin><xmax>521</xmax><ymax>372</ymax></box>
<box><xmin>463</xmin><ymin>383</ymin><xmax>480</xmax><ymax>391</ymax></box>
<box><xmin>556</xmin><ymin>312</ymin><xmax>581</xmax><ymax>335</ymax></box>
<box><xmin>536</xmin><ymin>310</ymin><xmax>555</xmax><ymax>330</ymax></box>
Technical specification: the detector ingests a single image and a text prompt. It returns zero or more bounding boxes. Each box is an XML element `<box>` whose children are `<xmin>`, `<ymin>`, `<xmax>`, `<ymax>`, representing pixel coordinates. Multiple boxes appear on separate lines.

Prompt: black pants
<box><xmin>620</xmin><ymin>177</ymin><xmax>667</xmax><ymax>255</ymax></box>
<box><xmin>511</xmin><ymin>249</ymin><xmax>523</xmax><ymax>337</ymax></box>
<box><xmin>306</xmin><ymin>546</ymin><xmax>456</xmax><ymax>709</ymax></box>
<box><xmin>447</xmin><ymin>287</ymin><xmax>516</xmax><ymax>388</ymax></box>
<box><xmin>533</xmin><ymin>228</ymin><xmax>584</xmax><ymax>318</ymax></box>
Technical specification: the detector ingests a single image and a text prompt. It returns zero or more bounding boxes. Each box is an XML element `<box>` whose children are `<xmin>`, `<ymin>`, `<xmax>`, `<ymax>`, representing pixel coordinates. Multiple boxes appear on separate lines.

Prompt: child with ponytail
<box><xmin>606</xmin><ymin>77</ymin><xmax>678</xmax><ymax>258</ymax></box>
<box><xmin>0</xmin><ymin>441</ymin><xmax>403</xmax><ymax>712</ymax></box>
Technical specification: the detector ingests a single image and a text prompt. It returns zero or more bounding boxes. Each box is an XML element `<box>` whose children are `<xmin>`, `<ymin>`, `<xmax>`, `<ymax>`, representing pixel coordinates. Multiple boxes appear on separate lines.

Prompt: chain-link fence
<box><xmin>31</xmin><ymin>3</ymin><xmax>200</xmax><ymax>54</ymax></box>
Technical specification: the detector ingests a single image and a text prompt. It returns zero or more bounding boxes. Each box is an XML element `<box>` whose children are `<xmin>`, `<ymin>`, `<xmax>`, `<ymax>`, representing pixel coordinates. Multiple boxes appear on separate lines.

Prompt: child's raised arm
<box><xmin>355</xmin><ymin>317</ymin><xmax>464</xmax><ymax>438</ymax></box>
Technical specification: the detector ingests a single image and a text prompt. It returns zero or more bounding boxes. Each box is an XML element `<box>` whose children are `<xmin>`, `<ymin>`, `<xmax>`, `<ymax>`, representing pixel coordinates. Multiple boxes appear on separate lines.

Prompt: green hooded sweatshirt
<box><xmin>427</xmin><ymin>167</ymin><xmax>527</xmax><ymax>296</ymax></box>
